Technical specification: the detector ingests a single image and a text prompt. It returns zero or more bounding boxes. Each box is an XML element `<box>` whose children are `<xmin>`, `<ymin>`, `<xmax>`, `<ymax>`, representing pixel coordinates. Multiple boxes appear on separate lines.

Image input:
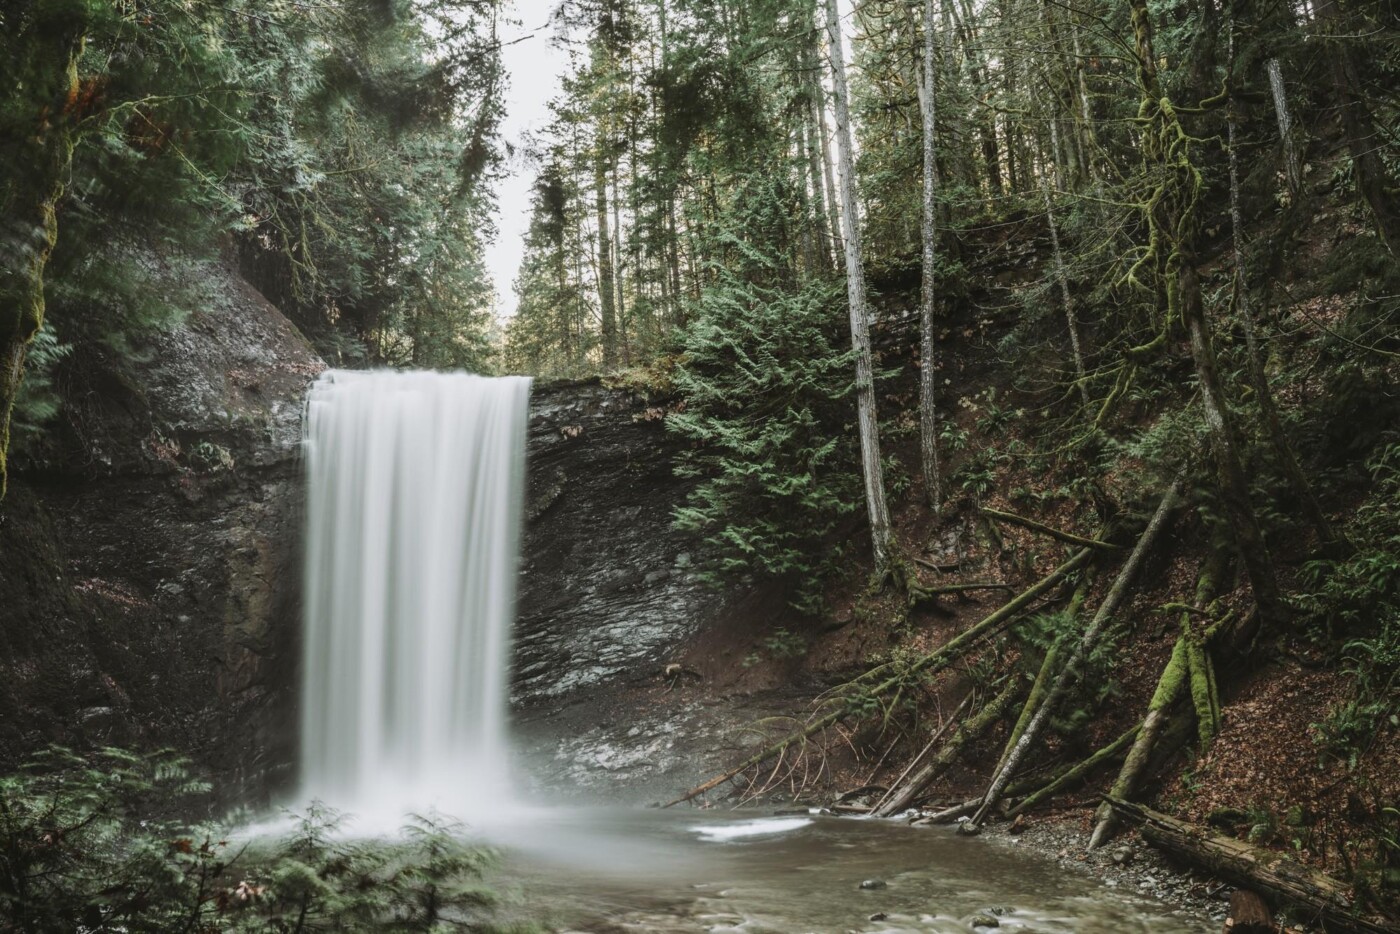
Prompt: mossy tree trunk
<box><xmin>1126</xmin><ymin>0</ymin><xmax>1286</xmax><ymax>626</ymax></box>
<box><xmin>0</xmin><ymin>5</ymin><xmax>89</xmax><ymax>499</ymax></box>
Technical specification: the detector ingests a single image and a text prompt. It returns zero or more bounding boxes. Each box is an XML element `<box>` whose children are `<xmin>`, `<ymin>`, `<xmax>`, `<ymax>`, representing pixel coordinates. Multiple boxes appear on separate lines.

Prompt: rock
<box><xmin>966</xmin><ymin>911</ymin><xmax>1000</xmax><ymax>928</ymax></box>
<box><xmin>0</xmin><ymin>246</ymin><xmax>321</xmax><ymax>802</ymax></box>
<box><xmin>868</xmin><ymin>912</ymin><xmax>888</xmax><ymax>921</ymax></box>
<box><xmin>859</xmin><ymin>879</ymin><xmax>887</xmax><ymax>890</ymax></box>
<box><xmin>1113</xmin><ymin>847</ymin><xmax>1135</xmax><ymax>866</ymax></box>
<box><xmin>1007</xmin><ymin>814</ymin><xmax>1026</xmax><ymax>835</ymax></box>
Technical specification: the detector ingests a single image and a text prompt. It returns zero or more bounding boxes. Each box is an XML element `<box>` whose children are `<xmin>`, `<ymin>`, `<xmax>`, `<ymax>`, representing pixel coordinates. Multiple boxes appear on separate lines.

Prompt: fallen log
<box><xmin>869</xmin><ymin>693</ymin><xmax>971</xmax><ymax>816</ymax></box>
<box><xmin>1005</xmin><ymin>721</ymin><xmax>1140</xmax><ymax>817</ymax></box>
<box><xmin>873</xmin><ymin>681</ymin><xmax>1019</xmax><ymax>817</ymax></box>
<box><xmin>966</xmin><ymin>481</ymin><xmax>1182</xmax><ymax>830</ymax></box>
<box><xmin>1102</xmin><ymin>797</ymin><xmax>1400</xmax><ymax>934</ymax></box>
<box><xmin>980</xmin><ymin>507</ymin><xmax>1121</xmax><ymax>551</ymax></box>
<box><xmin>662</xmin><ymin>548</ymin><xmax>1093</xmax><ymax>808</ymax></box>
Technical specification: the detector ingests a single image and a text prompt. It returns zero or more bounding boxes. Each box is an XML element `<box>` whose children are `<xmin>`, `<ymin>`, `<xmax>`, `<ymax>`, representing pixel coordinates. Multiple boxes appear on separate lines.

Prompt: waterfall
<box><xmin>299</xmin><ymin>370</ymin><xmax>532</xmax><ymax>823</ymax></box>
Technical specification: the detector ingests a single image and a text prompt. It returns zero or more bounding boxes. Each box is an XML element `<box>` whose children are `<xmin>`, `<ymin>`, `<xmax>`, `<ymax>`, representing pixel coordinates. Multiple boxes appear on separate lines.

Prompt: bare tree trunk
<box><xmin>1033</xmin><ymin>5</ymin><xmax>1091</xmax><ymax>407</ymax></box>
<box><xmin>1265</xmin><ymin>59</ymin><xmax>1303</xmax><ymax>199</ymax></box>
<box><xmin>812</xmin><ymin>26</ymin><xmax>845</xmax><ymax>269</ymax></box>
<box><xmin>918</xmin><ymin>0</ymin><xmax>942</xmax><ymax>510</ymax></box>
<box><xmin>825</xmin><ymin>0</ymin><xmax>895</xmax><ymax>576</ymax></box>
<box><xmin>595</xmin><ymin>138</ymin><xmax>618</xmax><ymax>368</ymax></box>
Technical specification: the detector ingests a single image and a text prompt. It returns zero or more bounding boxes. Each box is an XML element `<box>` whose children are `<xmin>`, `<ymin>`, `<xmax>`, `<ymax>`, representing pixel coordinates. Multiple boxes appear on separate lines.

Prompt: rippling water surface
<box><xmin>483</xmin><ymin>808</ymin><xmax>1213</xmax><ymax>933</ymax></box>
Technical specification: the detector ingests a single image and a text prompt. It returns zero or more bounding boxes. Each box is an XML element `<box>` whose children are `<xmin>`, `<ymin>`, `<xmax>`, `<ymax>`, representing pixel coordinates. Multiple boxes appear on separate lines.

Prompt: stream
<box><xmin>483</xmin><ymin>808</ymin><xmax>1214</xmax><ymax>933</ymax></box>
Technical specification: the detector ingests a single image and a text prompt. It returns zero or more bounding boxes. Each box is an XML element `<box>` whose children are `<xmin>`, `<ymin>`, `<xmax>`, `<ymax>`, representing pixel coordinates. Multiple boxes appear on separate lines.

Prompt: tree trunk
<box><xmin>1265</xmin><ymin>59</ymin><xmax>1302</xmax><ymax>200</ymax></box>
<box><xmin>1127</xmin><ymin>0</ymin><xmax>1286</xmax><ymax>626</ymax></box>
<box><xmin>824</xmin><ymin>0</ymin><xmax>895</xmax><ymax>577</ymax></box>
<box><xmin>1314</xmin><ymin>0</ymin><xmax>1400</xmax><ymax>255</ymax></box>
<box><xmin>918</xmin><ymin>0</ymin><xmax>941</xmax><ymax>510</ymax></box>
<box><xmin>595</xmin><ymin>139</ymin><xmax>618</xmax><ymax>368</ymax></box>
<box><xmin>1103</xmin><ymin>798</ymin><xmax>1399</xmax><ymax>934</ymax></box>
<box><xmin>0</xmin><ymin>14</ymin><xmax>87</xmax><ymax>499</ymax></box>
<box><xmin>1229</xmin><ymin>29</ymin><xmax>1337</xmax><ymax>548</ymax></box>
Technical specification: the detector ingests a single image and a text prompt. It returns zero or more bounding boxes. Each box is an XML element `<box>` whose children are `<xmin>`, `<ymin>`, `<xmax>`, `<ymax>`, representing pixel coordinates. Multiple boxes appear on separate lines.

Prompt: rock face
<box><xmin>0</xmin><ymin>251</ymin><xmax>323</xmax><ymax>798</ymax></box>
<box><xmin>515</xmin><ymin>380</ymin><xmax>726</xmax><ymax>706</ymax></box>
<box><xmin>0</xmin><ymin>264</ymin><xmax>733</xmax><ymax>800</ymax></box>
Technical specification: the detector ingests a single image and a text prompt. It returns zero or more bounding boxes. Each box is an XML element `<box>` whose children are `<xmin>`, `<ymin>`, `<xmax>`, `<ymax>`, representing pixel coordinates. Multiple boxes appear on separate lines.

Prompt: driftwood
<box><xmin>1103</xmin><ymin>797</ymin><xmax>1400</xmax><ymax>934</ymax></box>
<box><xmin>662</xmin><ymin>548</ymin><xmax>1093</xmax><ymax>808</ymax></box>
<box><xmin>966</xmin><ymin>482</ymin><xmax>1182</xmax><ymax>830</ymax></box>
<box><xmin>1225</xmin><ymin>890</ymin><xmax>1273</xmax><ymax>934</ymax></box>
<box><xmin>980</xmin><ymin>506</ymin><xmax>1121</xmax><ymax>551</ymax></box>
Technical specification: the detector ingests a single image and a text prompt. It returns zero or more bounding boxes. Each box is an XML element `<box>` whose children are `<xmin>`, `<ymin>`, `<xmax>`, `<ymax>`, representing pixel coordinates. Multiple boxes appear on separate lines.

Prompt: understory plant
<box><xmin>0</xmin><ymin>747</ymin><xmax>535</xmax><ymax>933</ymax></box>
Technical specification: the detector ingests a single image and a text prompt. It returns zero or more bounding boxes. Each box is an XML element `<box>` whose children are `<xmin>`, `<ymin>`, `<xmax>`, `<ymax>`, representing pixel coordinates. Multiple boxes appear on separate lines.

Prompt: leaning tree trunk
<box><xmin>0</xmin><ymin>11</ymin><xmax>88</xmax><ymax>499</ymax></box>
<box><xmin>824</xmin><ymin>0</ymin><xmax>895</xmax><ymax>576</ymax></box>
<box><xmin>966</xmin><ymin>481</ymin><xmax>1180</xmax><ymax>830</ymax></box>
<box><xmin>917</xmin><ymin>0</ymin><xmax>941</xmax><ymax>510</ymax></box>
<box><xmin>1264</xmin><ymin>59</ymin><xmax>1302</xmax><ymax>200</ymax></box>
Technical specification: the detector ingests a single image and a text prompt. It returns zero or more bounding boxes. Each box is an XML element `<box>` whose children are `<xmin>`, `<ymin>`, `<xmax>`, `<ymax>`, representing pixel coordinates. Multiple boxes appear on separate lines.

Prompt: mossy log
<box><xmin>663</xmin><ymin>548</ymin><xmax>1093</xmax><ymax>808</ymax></box>
<box><xmin>1006</xmin><ymin>721</ymin><xmax>1140</xmax><ymax>817</ymax></box>
<box><xmin>1103</xmin><ymin>797</ymin><xmax>1400</xmax><ymax>934</ymax></box>
<box><xmin>980</xmin><ymin>507</ymin><xmax>1120</xmax><ymax>551</ymax></box>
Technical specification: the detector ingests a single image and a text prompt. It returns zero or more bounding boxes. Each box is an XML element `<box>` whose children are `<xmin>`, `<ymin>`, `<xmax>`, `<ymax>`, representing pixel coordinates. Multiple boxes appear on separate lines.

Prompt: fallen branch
<box><xmin>873</xmin><ymin>681</ymin><xmax>1019</xmax><ymax>817</ymax></box>
<box><xmin>980</xmin><ymin>507</ymin><xmax>1121</xmax><ymax>551</ymax></box>
<box><xmin>869</xmin><ymin>693</ymin><xmax>972</xmax><ymax>816</ymax></box>
<box><xmin>1006</xmin><ymin>721</ymin><xmax>1140</xmax><ymax>817</ymax></box>
<box><xmin>1102</xmin><ymin>797</ymin><xmax>1399</xmax><ymax>934</ymax></box>
<box><xmin>966</xmin><ymin>481</ymin><xmax>1182</xmax><ymax>831</ymax></box>
<box><xmin>663</xmin><ymin>548</ymin><xmax>1093</xmax><ymax>808</ymax></box>
<box><xmin>911</xmin><ymin>582</ymin><xmax>1015</xmax><ymax>597</ymax></box>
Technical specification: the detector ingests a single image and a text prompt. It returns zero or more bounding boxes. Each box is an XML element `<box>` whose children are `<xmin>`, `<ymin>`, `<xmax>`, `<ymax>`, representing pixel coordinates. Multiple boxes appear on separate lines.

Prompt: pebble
<box><xmin>859</xmin><ymin>879</ymin><xmax>887</xmax><ymax>890</ymax></box>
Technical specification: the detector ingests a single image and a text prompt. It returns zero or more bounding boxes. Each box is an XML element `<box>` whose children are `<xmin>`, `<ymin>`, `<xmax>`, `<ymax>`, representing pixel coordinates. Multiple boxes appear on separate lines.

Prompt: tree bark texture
<box><xmin>824</xmin><ymin>0</ymin><xmax>894</xmax><ymax>575</ymax></box>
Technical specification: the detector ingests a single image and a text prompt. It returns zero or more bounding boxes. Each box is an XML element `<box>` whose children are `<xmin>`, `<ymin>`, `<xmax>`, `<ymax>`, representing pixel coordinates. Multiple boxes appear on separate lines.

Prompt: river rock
<box><xmin>859</xmin><ymin>879</ymin><xmax>887</xmax><ymax>890</ymax></box>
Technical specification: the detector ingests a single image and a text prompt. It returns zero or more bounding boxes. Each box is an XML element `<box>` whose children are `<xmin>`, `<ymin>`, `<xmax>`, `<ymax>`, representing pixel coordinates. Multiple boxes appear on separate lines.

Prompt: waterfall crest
<box><xmin>299</xmin><ymin>370</ymin><xmax>532</xmax><ymax>822</ymax></box>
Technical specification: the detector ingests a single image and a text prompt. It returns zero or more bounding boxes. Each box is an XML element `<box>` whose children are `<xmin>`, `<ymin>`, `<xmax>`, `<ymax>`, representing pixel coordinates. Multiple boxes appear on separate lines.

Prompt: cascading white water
<box><xmin>299</xmin><ymin>370</ymin><xmax>532</xmax><ymax>824</ymax></box>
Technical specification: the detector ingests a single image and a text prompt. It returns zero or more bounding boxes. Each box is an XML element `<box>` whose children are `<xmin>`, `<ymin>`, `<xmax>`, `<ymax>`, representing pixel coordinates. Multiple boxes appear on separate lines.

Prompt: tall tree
<box><xmin>825</xmin><ymin>0</ymin><xmax>895</xmax><ymax>576</ymax></box>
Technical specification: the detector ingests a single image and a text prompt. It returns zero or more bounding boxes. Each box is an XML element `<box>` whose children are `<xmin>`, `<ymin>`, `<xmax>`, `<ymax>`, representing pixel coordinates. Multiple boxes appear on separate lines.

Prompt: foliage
<box><xmin>667</xmin><ymin>178</ymin><xmax>858</xmax><ymax>608</ymax></box>
<box><xmin>0</xmin><ymin>747</ymin><xmax>537</xmax><ymax>933</ymax></box>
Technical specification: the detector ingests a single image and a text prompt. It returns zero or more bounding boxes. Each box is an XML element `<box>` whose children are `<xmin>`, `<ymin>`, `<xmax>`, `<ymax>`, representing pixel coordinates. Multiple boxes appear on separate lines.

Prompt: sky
<box><xmin>485</xmin><ymin>2</ymin><xmax>571</xmax><ymax>320</ymax></box>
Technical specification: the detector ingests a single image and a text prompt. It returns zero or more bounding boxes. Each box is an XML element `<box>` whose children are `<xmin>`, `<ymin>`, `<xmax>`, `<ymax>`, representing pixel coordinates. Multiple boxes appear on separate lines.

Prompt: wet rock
<box><xmin>868</xmin><ymin>912</ymin><xmax>888</xmax><ymax>921</ymax></box>
<box><xmin>0</xmin><ymin>246</ymin><xmax>321</xmax><ymax>801</ymax></box>
<box><xmin>859</xmin><ymin>879</ymin><xmax>887</xmax><ymax>890</ymax></box>
<box><xmin>513</xmin><ymin>379</ymin><xmax>738</xmax><ymax>706</ymax></box>
<box><xmin>1113</xmin><ymin>846</ymin><xmax>1135</xmax><ymax>866</ymax></box>
<box><xmin>966</xmin><ymin>911</ymin><xmax>1000</xmax><ymax>928</ymax></box>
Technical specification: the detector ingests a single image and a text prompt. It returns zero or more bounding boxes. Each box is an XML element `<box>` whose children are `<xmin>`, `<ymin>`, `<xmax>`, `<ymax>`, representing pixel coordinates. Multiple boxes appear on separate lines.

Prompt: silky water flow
<box><xmin>299</xmin><ymin>370</ymin><xmax>532</xmax><ymax>826</ymax></box>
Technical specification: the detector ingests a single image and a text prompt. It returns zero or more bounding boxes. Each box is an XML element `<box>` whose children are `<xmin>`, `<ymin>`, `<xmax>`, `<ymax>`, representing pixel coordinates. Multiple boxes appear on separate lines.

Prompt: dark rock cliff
<box><xmin>516</xmin><ymin>380</ymin><xmax>726</xmax><ymax>707</ymax></box>
<box><xmin>0</xmin><ymin>252</ymin><xmax>323</xmax><ymax>798</ymax></box>
<box><xmin>0</xmin><ymin>262</ymin><xmax>733</xmax><ymax>801</ymax></box>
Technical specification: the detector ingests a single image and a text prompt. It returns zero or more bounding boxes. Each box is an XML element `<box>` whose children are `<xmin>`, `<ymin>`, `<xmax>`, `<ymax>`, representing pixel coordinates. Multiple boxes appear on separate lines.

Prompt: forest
<box><xmin>2</xmin><ymin>0</ymin><xmax>1399</xmax><ymax>930</ymax></box>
